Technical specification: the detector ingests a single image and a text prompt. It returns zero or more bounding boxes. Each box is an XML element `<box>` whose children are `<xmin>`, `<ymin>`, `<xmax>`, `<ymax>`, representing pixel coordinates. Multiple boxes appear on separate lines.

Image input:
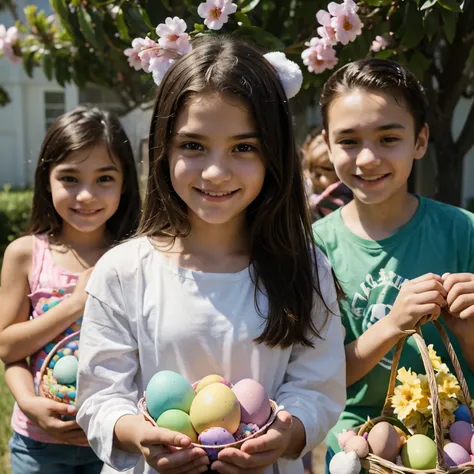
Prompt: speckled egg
<box><xmin>195</xmin><ymin>375</ymin><xmax>230</xmax><ymax>393</ymax></box>
<box><xmin>53</xmin><ymin>355</ymin><xmax>78</xmax><ymax>385</ymax></box>
<box><xmin>156</xmin><ymin>409</ymin><xmax>198</xmax><ymax>442</ymax></box>
<box><xmin>190</xmin><ymin>383</ymin><xmax>241</xmax><ymax>434</ymax></box>
<box><xmin>232</xmin><ymin>379</ymin><xmax>271</xmax><ymax>427</ymax></box>
<box><xmin>146</xmin><ymin>371</ymin><xmax>195</xmax><ymax>421</ymax></box>
<box><xmin>344</xmin><ymin>435</ymin><xmax>369</xmax><ymax>458</ymax></box>
<box><xmin>455</xmin><ymin>405</ymin><xmax>472</xmax><ymax>423</ymax></box>
<box><xmin>450</xmin><ymin>421</ymin><xmax>473</xmax><ymax>452</ymax></box>
<box><xmin>198</xmin><ymin>428</ymin><xmax>236</xmax><ymax>461</ymax></box>
<box><xmin>401</xmin><ymin>434</ymin><xmax>437</xmax><ymax>470</ymax></box>
<box><xmin>444</xmin><ymin>442</ymin><xmax>471</xmax><ymax>467</ymax></box>
<box><xmin>367</xmin><ymin>422</ymin><xmax>401</xmax><ymax>463</ymax></box>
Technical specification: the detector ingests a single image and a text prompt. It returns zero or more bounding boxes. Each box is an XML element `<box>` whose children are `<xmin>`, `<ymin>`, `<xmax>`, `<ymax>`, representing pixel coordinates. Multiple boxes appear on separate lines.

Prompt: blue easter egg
<box><xmin>146</xmin><ymin>371</ymin><xmax>195</xmax><ymax>421</ymax></box>
<box><xmin>455</xmin><ymin>405</ymin><xmax>472</xmax><ymax>423</ymax></box>
<box><xmin>44</xmin><ymin>343</ymin><xmax>55</xmax><ymax>354</ymax></box>
<box><xmin>53</xmin><ymin>355</ymin><xmax>78</xmax><ymax>385</ymax></box>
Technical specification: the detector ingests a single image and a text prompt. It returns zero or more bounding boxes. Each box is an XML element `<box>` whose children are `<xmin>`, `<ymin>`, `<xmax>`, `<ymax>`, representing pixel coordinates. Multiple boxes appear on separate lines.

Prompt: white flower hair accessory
<box><xmin>263</xmin><ymin>52</ymin><xmax>303</xmax><ymax>99</ymax></box>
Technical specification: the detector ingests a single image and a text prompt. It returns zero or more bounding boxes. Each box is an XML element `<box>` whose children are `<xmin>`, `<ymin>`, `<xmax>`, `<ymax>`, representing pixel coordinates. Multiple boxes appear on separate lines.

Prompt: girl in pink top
<box><xmin>0</xmin><ymin>106</ymin><xmax>141</xmax><ymax>474</ymax></box>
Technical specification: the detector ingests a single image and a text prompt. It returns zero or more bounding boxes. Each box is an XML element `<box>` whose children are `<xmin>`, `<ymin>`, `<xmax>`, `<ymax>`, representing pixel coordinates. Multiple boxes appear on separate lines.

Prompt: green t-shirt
<box><xmin>313</xmin><ymin>196</ymin><xmax>474</xmax><ymax>454</ymax></box>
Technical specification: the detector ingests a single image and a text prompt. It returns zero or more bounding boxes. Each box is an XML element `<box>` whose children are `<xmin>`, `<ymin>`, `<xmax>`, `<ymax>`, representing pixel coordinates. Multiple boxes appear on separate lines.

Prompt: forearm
<box><xmin>4</xmin><ymin>361</ymin><xmax>37</xmax><ymax>408</ymax></box>
<box><xmin>113</xmin><ymin>414</ymin><xmax>143</xmax><ymax>454</ymax></box>
<box><xmin>345</xmin><ymin>317</ymin><xmax>404</xmax><ymax>387</ymax></box>
<box><xmin>0</xmin><ymin>297</ymin><xmax>83</xmax><ymax>364</ymax></box>
<box><xmin>284</xmin><ymin>417</ymin><xmax>306</xmax><ymax>459</ymax></box>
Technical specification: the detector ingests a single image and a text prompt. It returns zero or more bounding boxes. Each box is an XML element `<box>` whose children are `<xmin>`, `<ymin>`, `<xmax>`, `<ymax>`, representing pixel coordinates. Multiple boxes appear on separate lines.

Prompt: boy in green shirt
<box><xmin>312</xmin><ymin>58</ymin><xmax>474</xmax><ymax>466</ymax></box>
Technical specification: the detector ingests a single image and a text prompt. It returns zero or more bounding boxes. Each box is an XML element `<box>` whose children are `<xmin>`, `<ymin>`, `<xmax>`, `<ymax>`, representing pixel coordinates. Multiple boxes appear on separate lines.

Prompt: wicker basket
<box><xmin>138</xmin><ymin>381</ymin><xmax>281</xmax><ymax>459</ymax></box>
<box><xmin>356</xmin><ymin>319</ymin><xmax>474</xmax><ymax>474</ymax></box>
<box><xmin>38</xmin><ymin>331</ymin><xmax>80</xmax><ymax>405</ymax></box>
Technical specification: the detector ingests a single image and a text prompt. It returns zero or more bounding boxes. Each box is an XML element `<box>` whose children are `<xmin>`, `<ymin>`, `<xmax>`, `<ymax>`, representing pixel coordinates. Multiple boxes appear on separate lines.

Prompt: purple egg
<box><xmin>444</xmin><ymin>443</ymin><xmax>471</xmax><ymax>467</ymax></box>
<box><xmin>449</xmin><ymin>421</ymin><xmax>474</xmax><ymax>453</ymax></box>
<box><xmin>198</xmin><ymin>427</ymin><xmax>236</xmax><ymax>462</ymax></box>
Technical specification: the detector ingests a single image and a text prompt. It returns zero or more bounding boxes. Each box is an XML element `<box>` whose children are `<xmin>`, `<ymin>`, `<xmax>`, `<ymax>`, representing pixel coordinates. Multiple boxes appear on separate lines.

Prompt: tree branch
<box><xmin>456</xmin><ymin>99</ymin><xmax>474</xmax><ymax>161</ymax></box>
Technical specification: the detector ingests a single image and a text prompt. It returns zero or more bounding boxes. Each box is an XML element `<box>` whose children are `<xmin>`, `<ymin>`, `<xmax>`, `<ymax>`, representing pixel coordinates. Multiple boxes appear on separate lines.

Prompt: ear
<box><xmin>322</xmin><ymin>129</ymin><xmax>334</xmax><ymax>162</ymax></box>
<box><xmin>414</xmin><ymin>123</ymin><xmax>429</xmax><ymax>161</ymax></box>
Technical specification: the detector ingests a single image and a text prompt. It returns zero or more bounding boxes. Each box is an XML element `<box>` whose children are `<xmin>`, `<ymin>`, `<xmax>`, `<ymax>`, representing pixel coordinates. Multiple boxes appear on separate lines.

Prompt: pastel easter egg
<box><xmin>455</xmin><ymin>405</ymin><xmax>472</xmax><ymax>423</ymax></box>
<box><xmin>444</xmin><ymin>442</ymin><xmax>471</xmax><ymax>467</ymax></box>
<box><xmin>450</xmin><ymin>421</ymin><xmax>473</xmax><ymax>452</ymax></box>
<box><xmin>53</xmin><ymin>355</ymin><xmax>78</xmax><ymax>385</ymax></box>
<box><xmin>156</xmin><ymin>410</ymin><xmax>198</xmax><ymax>442</ymax></box>
<box><xmin>344</xmin><ymin>435</ymin><xmax>369</xmax><ymax>458</ymax></box>
<box><xmin>198</xmin><ymin>427</ymin><xmax>235</xmax><ymax>461</ymax></box>
<box><xmin>232</xmin><ymin>379</ymin><xmax>271</xmax><ymax>426</ymax></box>
<box><xmin>195</xmin><ymin>375</ymin><xmax>230</xmax><ymax>393</ymax></box>
<box><xmin>329</xmin><ymin>451</ymin><xmax>361</xmax><ymax>474</ymax></box>
<box><xmin>367</xmin><ymin>422</ymin><xmax>401</xmax><ymax>463</ymax></box>
<box><xmin>44</xmin><ymin>343</ymin><xmax>55</xmax><ymax>354</ymax></box>
<box><xmin>338</xmin><ymin>430</ymin><xmax>356</xmax><ymax>449</ymax></box>
<box><xmin>146</xmin><ymin>371</ymin><xmax>195</xmax><ymax>421</ymax></box>
<box><xmin>63</xmin><ymin>348</ymin><xmax>72</xmax><ymax>356</ymax></box>
<box><xmin>190</xmin><ymin>383</ymin><xmax>241</xmax><ymax>434</ymax></box>
<box><xmin>401</xmin><ymin>434</ymin><xmax>437</xmax><ymax>470</ymax></box>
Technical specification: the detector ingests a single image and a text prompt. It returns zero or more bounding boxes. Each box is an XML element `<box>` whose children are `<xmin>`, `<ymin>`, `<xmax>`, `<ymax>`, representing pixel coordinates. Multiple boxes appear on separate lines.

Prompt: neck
<box><xmin>342</xmin><ymin>187</ymin><xmax>419</xmax><ymax>240</ymax></box>
<box><xmin>57</xmin><ymin>223</ymin><xmax>108</xmax><ymax>250</ymax></box>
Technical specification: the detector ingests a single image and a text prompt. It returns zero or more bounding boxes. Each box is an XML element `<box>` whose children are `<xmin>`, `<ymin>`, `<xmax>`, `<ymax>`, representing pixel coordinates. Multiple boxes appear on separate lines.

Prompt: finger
<box><xmin>450</xmin><ymin>294</ymin><xmax>474</xmax><ymax>315</ymax></box>
<box><xmin>412</xmin><ymin>280</ymin><xmax>447</xmax><ymax>298</ymax></box>
<box><xmin>413</xmin><ymin>304</ymin><xmax>441</xmax><ymax>322</ymax></box>
<box><xmin>49</xmin><ymin>401</ymin><xmax>77</xmax><ymax>416</ymax></box>
<box><xmin>414</xmin><ymin>291</ymin><xmax>446</xmax><ymax>308</ymax></box>
<box><xmin>445</xmin><ymin>281</ymin><xmax>474</xmax><ymax>306</ymax></box>
<box><xmin>211</xmin><ymin>460</ymin><xmax>246</xmax><ymax>474</ymax></box>
<box><xmin>167</xmin><ymin>454</ymin><xmax>210</xmax><ymax>474</ymax></box>
<box><xmin>409</xmin><ymin>273</ymin><xmax>443</xmax><ymax>285</ymax></box>
<box><xmin>459</xmin><ymin>304</ymin><xmax>474</xmax><ymax>320</ymax></box>
<box><xmin>141</xmin><ymin>426</ymin><xmax>193</xmax><ymax>448</ymax></box>
<box><xmin>50</xmin><ymin>419</ymin><xmax>81</xmax><ymax>432</ymax></box>
<box><xmin>149</xmin><ymin>447</ymin><xmax>208</xmax><ymax>472</ymax></box>
<box><xmin>443</xmin><ymin>273</ymin><xmax>474</xmax><ymax>293</ymax></box>
<box><xmin>217</xmin><ymin>447</ymin><xmax>279</xmax><ymax>468</ymax></box>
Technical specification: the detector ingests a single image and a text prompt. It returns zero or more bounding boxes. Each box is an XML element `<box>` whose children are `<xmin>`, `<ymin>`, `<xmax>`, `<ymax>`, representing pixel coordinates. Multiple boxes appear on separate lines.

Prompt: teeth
<box><xmin>76</xmin><ymin>210</ymin><xmax>98</xmax><ymax>214</ymax></box>
<box><xmin>202</xmin><ymin>190</ymin><xmax>233</xmax><ymax>196</ymax></box>
<box><xmin>359</xmin><ymin>175</ymin><xmax>384</xmax><ymax>181</ymax></box>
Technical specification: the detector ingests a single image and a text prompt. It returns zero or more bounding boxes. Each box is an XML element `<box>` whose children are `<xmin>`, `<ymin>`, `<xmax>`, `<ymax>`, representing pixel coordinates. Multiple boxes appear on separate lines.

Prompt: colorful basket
<box><xmin>357</xmin><ymin>319</ymin><xmax>474</xmax><ymax>474</ymax></box>
<box><xmin>138</xmin><ymin>380</ymin><xmax>281</xmax><ymax>459</ymax></box>
<box><xmin>38</xmin><ymin>331</ymin><xmax>80</xmax><ymax>405</ymax></box>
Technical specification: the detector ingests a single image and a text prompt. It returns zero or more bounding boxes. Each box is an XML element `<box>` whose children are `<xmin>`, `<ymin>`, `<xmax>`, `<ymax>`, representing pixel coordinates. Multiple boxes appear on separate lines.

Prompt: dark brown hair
<box><xmin>320</xmin><ymin>58</ymin><xmax>428</xmax><ymax>137</ymax></box>
<box><xmin>139</xmin><ymin>35</ymin><xmax>329</xmax><ymax>348</ymax></box>
<box><xmin>28</xmin><ymin>106</ymin><xmax>141</xmax><ymax>242</ymax></box>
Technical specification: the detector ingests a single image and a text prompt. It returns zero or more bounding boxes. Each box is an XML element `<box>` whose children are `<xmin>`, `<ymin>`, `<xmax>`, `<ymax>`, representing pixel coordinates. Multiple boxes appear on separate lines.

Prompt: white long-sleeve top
<box><xmin>76</xmin><ymin>237</ymin><xmax>346</xmax><ymax>474</ymax></box>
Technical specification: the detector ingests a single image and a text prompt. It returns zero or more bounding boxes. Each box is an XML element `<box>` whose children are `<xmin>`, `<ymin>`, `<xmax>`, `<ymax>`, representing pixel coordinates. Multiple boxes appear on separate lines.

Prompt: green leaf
<box><xmin>423</xmin><ymin>9</ymin><xmax>440</xmax><ymax>40</ymax></box>
<box><xmin>441</xmin><ymin>9</ymin><xmax>457</xmax><ymax>43</ymax></box>
<box><xmin>401</xmin><ymin>2</ymin><xmax>425</xmax><ymax>49</ymax></box>
<box><xmin>42</xmin><ymin>53</ymin><xmax>53</xmax><ymax>81</ymax></box>
<box><xmin>50</xmin><ymin>0</ymin><xmax>74</xmax><ymax>38</ymax></box>
<box><xmin>437</xmin><ymin>0</ymin><xmax>462</xmax><ymax>12</ymax></box>
<box><xmin>77</xmin><ymin>7</ymin><xmax>100</xmax><ymax>49</ymax></box>
<box><xmin>24</xmin><ymin>5</ymin><xmax>37</xmax><ymax>25</ymax></box>
<box><xmin>408</xmin><ymin>50</ymin><xmax>432</xmax><ymax>81</ymax></box>
<box><xmin>54</xmin><ymin>55</ymin><xmax>70</xmax><ymax>87</ymax></box>
<box><xmin>375</xmin><ymin>48</ymin><xmax>396</xmax><ymax>59</ymax></box>
<box><xmin>240</xmin><ymin>0</ymin><xmax>260</xmax><ymax>14</ymax></box>
<box><xmin>123</xmin><ymin>5</ymin><xmax>151</xmax><ymax>37</ymax></box>
<box><xmin>232</xmin><ymin>26</ymin><xmax>285</xmax><ymax>51</ymax></box>
<box><xmin>23</xmin><ymin>50</ymin><xmax>36</xmax><ymax>78</ymax></box>
<box><xmin>194</xmin><ymin>23</ymin><xmax>206</xmax><ymax>33</ymax></box>
<box><xmin>116</xmin><ymin>9</ymin><xmax>131</xmax><ymax>41</ymax></box>
<box><xmin>421</xmin><ymin>0</ymin><xmax>437</xmax><ymax>9</ymax></box>
<box><xmin>89</xmin><ymin>10</ymin><xmax>106</xmax><ymax>48</ymax></box>
<box><xmin>235</xmin><ymin>12</ymin><xmax>252</xmax><ymax>27</ymax></box>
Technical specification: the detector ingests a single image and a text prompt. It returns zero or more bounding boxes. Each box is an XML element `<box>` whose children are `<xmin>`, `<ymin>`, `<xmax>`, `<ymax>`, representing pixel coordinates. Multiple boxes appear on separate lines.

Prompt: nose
<box><xmin>201</xmin><ymin>152</ymin><xmax>232</xmax><ymax>184</ymax></box>
<box><xmin>76</xmin><ymin>186</ymin><xmax>95</xmax><ymax>203</ymax></box>
<box><xmin>355</xmin><ymin>145</ymin><xmax>381</xmax><ymax>168</ymax></box>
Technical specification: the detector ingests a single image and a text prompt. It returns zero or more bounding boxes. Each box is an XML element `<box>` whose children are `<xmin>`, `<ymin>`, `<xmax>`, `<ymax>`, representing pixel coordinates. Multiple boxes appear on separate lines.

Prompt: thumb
<box><xmin>141</xmin><ymin>426</ymin><xmax>192</xmax><ymax>448</ymax></box>
<box><xmin>273</xmin><ymin>411</ymin><xmax>292</xmax><ymax>430</ymax></box>
<box><xmin>50</xmin><ymin>401</ymin><xmax>77</xmax><ymax>416</ymax></box>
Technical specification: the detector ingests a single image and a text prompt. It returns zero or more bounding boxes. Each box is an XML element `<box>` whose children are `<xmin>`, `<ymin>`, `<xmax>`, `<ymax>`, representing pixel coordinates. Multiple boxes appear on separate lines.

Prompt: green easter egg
<box><xmin>52</xmin><ymin>355</ymin><xmax>78</xmax><ymax>385</ymax></box>
<box><xmin>401</xmin><ymin>434</ymin><xmax>437</xmax><ymax>470</ymax></box>
<box><xmin>157</xmin><ymin>409</ymin><xmax>198</xmax><ymax>442</ymax></box>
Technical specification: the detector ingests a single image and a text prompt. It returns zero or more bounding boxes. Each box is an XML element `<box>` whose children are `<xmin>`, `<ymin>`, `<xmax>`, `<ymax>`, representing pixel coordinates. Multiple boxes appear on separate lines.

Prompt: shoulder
<box><xmin>422</xmin><ymin>197</ymin><xmax>474</xmax><ymax>230</ymax></box>
<box><xmin>312</xmin><ymin>211</ymin><xmax>341</xmax><ymax>251</ymax></box>
<box><xmin>1</xmin><ymin>235</ymin><xmax>34</xmax><ymax>271</ymax></box>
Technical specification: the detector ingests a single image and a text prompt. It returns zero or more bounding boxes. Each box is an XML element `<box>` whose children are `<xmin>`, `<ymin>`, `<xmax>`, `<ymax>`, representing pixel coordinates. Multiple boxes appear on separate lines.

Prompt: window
<box><xmin>44</xmin><ymin>91</ymin><xmax>65</xmax><ymax>131</ymax></box>
<box><xmin>79</xmin><ymin>86</ymin><xmax>126</xmax><ymax>115</ymax></box>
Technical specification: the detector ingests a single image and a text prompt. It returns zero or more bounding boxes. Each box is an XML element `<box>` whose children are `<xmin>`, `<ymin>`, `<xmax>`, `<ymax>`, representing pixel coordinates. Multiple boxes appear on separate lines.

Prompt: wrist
<box><xmin>113</xmin><ymin>414</ymin><xmax>143</xmax><ymax>453</ymax></box>
<box><xmin>17</xmin><ymin>393</ymin><xmax>37</xmax><ymax>414</ymax></box>
<box><xmin>377</xmin><ymin>314</ymin><xmax>407</xmax><ymax>342</ymax></box>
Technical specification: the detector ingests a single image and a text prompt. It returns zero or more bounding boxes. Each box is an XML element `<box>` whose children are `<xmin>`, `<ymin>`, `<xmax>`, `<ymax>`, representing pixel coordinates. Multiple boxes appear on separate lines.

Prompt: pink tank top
<box><xmin>11</xmin><ymin>234</ymin><xmax>81</xmax><ymax>444</ymax></box>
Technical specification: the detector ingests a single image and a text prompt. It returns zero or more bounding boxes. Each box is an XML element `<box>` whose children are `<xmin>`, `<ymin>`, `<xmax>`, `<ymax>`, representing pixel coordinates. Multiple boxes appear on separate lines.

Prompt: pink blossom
<box><xmin>301</xmin><ymin>37</ymin><xmax>338</xmax><ymax>74</ymax></box>
<box><xmin>371</xmin><ymin>35</ymin><xmax>390</xmax><ymax>52</ymax></box>
<box><xmin>124</xmin><ymin>37</ymin><xmax>148</xmax><ymax>70</ymax></box>
<box><xmin>149</xmin><ymin>52</ymin><xmax>177</xmax><ymax>86</ymax></box>
<box><xmin>197</xmin><ymin>0</ymin><xmax>237</xmax><ymax>31</ymax></box>
<box><xmin>0</xmin><ymin>25</ymin><xmax>21</xmax><ymax>63</ymax></box>
<box><xmin>316</xmin><ymin>10</ymin><xmax>337</xmax><ymax>45</ymax></box>
<box><xmin>124</xmin><ymin>37</ymin><xmax>160</xmax><ymax>73</ymax></box>
<box><xmin>156</xmin><ymin>17</ymin><xmax>192</xmax><ymax>55</ymax></box>
<box><xmin>328</xmin><ymin>0</ymin><xmax>363</xmax><ymax>45</ymax></box>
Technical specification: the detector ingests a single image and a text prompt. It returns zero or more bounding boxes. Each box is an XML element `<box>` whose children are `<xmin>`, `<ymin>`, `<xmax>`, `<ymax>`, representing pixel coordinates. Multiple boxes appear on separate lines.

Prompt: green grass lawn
<box><xmin>0</xmin><ymin>365</ymin><xmax>13</xmax><ymax>474</ymax></box>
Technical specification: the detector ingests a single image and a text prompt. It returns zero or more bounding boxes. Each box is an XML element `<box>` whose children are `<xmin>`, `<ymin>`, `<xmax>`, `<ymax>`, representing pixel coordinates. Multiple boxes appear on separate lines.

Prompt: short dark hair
<box><xmin>139</xmin><ymin>35</ymin><xmax>330</xmax><ymax>348</ymax></box>
<box><xmin>28</xmin><ymin>106</ymin><xmax>141</xmax><ymax>242</ymax></box>
<box><xmin>320</xmin><ymin>58</ymin><xmax>428</xmax><ymax>137</ymax></box>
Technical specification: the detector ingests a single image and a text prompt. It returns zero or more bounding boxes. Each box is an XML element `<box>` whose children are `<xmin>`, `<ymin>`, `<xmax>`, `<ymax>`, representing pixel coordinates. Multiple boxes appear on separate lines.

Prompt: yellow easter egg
<box><xmin>190</xmin><ymin>383</ymin><xmax>241</xmax><ymax>434</ymax></box>
<box><xmin>195</xmin><ymin>375</ymin><xmax>229</xmax><ymax>393</ymax></box>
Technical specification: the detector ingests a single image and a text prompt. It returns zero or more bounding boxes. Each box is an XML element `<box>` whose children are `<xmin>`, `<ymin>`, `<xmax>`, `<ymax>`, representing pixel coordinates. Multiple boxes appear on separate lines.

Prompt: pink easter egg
<box><xmin>338</xmin><ymin>429</ymin><xmax>356</xmax><ymax>449</ymax></box>
<box><xmin>450</xmin><ymin>421</ymin><xmax>473</xmax><ymax>453</ymax></box>
<box><xmin>232</xmin><ymin>379</ymin><xmax>271</xmax><ymax>427</ymax></box>
<box><xmin>444</xmin><ymin>442</ymin><xmax>471</xmax><ymax>467</ymax></box>
<box><xmin>344</xmin><ymin>435</ymin><xmax>369</xmax><ymax>458</ymax></box>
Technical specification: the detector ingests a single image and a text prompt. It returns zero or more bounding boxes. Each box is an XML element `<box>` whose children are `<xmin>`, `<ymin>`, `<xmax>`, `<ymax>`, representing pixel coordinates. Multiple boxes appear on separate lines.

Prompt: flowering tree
<box><xmin>0</xmin><ymin>0</ymin><xmax>473</xmax><ymax>206</ymax></box>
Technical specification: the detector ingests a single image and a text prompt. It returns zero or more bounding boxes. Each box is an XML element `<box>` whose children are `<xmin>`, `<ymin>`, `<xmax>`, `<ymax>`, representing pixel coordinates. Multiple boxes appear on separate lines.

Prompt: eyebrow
<box><xmin>333</xmin><ymin>123</ymin><xmax>406</xmax><ymax>135</ymax></box>
<box><xmin>174</xmin><ymin>132</ymin><xmax>260</xmax><ymax>140</ymax></box>
<box><xmin>55</xmin><ymin>165</ymin><xmax>120</xmax><ymax>173</ymax></box>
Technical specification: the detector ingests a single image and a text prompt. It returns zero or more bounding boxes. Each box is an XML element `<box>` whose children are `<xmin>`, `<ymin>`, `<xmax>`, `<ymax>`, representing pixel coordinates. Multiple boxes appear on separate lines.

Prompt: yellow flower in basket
<box><xmin>392</xmin><ymin>382</ymin><xmax>425</xmax><ymax>421</ymax></box>
<box><xmin>428</xmin><ymin>344</ymin><xmax>449</xmax><ymax>374</ymax></box>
